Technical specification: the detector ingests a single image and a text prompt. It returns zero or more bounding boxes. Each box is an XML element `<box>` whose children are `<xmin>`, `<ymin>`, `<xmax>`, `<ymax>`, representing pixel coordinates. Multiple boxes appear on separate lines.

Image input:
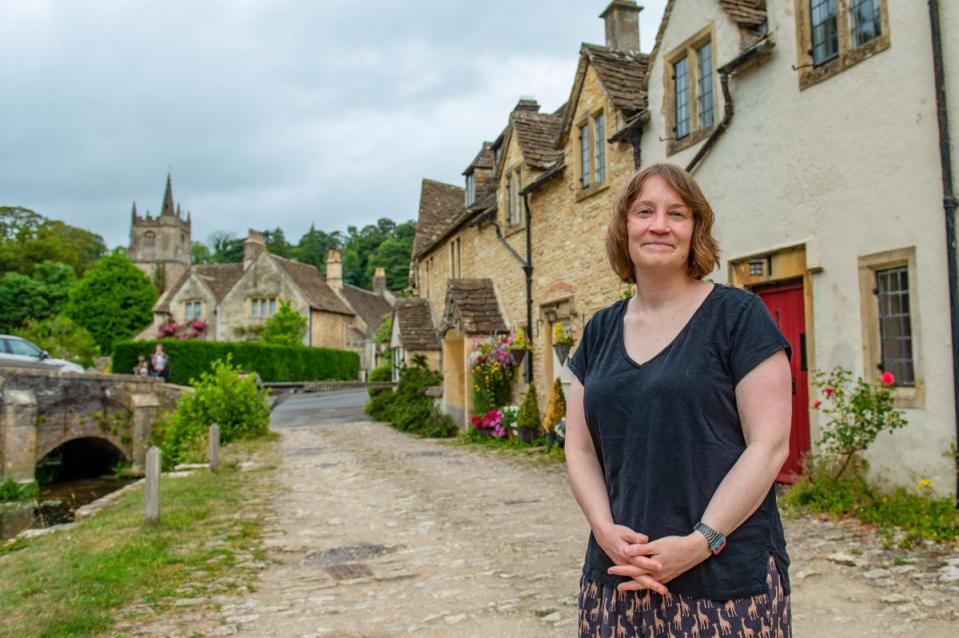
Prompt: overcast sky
<box><xmin>0</xmin><ymin>0</ymin><xmax>666</xmax><ymax>249</ymax></box>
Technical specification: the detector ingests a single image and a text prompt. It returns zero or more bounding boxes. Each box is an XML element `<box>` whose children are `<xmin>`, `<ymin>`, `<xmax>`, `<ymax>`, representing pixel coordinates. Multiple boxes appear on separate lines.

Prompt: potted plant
<box><xmin>470</xmin><ymin>409</ymin><xmax>507</xmax><ymax>439</ymax></box>
<box><xmin>516</xmin><ymin>382</ymin><xmax>541</xmax><ymax>444</ymax></box>
<box><xmin>509</xmin><ymin>327</ymin><xmax>531</xmax><ymax>367</ymax></box>
<box><xmin>501</xmin><ymin>404</ymin><xmax>519</xmax><ymax>437</ymax></box>
<box><xmin>542</xmin><ymin>377</ymin><xmax>566</xmax><ymax>451</ymax></box>
<box><xmin>552</xmin><ymin>323</ymin><xmax>575</xmax><ymax>365</ymax></box>
<box><xmin>468</xmin><ymin>335</ymin><xmax>518</xmax><ymax>414</ymax></box>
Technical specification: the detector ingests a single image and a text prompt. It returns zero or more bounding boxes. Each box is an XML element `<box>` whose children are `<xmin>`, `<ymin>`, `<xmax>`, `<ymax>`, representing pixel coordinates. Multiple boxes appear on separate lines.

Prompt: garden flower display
<box><xmin>470</xmin><ymin>409</ymin><xmax>507</xmax><ymax>438</ymax></box>
<box><xmin>468</xmin><ymin>334</ymin><xmax>519</xmax><ymax>413</ymax></box>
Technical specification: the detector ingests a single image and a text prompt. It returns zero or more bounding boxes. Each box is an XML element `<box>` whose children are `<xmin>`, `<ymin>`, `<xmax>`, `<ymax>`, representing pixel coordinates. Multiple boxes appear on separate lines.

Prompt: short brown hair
<box><xmin>605</xmin><ymin>163</ymin><xmax>720</xmax><ymax>283</ymax></box>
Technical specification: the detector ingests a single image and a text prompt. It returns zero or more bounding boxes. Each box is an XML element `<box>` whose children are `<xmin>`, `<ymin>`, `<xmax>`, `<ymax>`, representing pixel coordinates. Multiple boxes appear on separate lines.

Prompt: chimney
<box><xmin>514</xmin><ymin>96</ymin><xmax>540</xmax><ymax>112</ymax></box>
<box><xmin>372</xmin><ymin>267</ymin><xmax>387</xmax><ymax>295</ymax></box>
<box><xmin>326</xmin><ymin>249</ymin><xmax>343</xmax><ymax>289</ymax></box>
<box><xmin>243</xmin><ymin>229</ymin><xmax>266</xmax><ymax>269</ymax></box>
<box><xmin>600</xmin><ymin>0</ymin><xmax>642</xmax><ymax>52</ymax></box>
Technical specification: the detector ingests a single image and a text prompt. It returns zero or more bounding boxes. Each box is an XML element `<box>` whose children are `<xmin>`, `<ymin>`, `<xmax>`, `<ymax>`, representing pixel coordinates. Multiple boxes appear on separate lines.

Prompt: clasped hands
<box><xmin>596</xmin><ymin>523</ymin><xmax>711</xmax><ymax>595</ymax></box>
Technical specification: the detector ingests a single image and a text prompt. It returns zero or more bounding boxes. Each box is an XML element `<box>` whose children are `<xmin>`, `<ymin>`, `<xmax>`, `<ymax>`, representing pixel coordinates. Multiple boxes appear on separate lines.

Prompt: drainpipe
<box><xmin>685</xmin><ymin>38</ymin><xmax>774</xmax><ymax>174</ymax></box>
<box><xmin>486</xmin><ymin>208</ymin><xmax>534</xmax><ymax>384</ymax></box>
<box><xmin>928</xmin><ymin>0</ymin><xmax>959</xmax><ymax>507</ymax></box>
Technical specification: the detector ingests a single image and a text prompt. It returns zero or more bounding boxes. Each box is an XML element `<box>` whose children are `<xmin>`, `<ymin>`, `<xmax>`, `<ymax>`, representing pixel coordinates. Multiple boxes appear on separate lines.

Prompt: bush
<box><xmin>517</xmin><ymin>382</ymin><xmax>541</xmax><ymax>433</ymax></box>
<box><xmin>63</xmin><ymin>254</ymin><xmax>157</xmax><ymax>354</ymax></box>
<box><xmin>365</xmin><ymin>364</ymin><xmax>393</xmax><ymax>421</ymax></box>
<box><xmin>14</xmin><ymin>315</ymin><xmax>99</xmax><ymax>368</ymax></box>
<box><xmin>152</xmin><ymin>355</ymin><xmax>271</xmax><ymax>468</ymax></box>
<box><xmin>261</xmin><ymin>299</ymin><xmax>307</xmax><ymax>346</ymax></box>
<box><xmin>543</xmin><ymin>378</ymin><xmax>566</xmax><ymax>433</ymax></box>
<box><xmin>386</xmin><ymin>358</ymin><xmax>455</xmax><ymax>438</ymax></box>
<box><xmin>113</xmin><ymin>339</ymin><xmax>359</xmax><ymax>385</ymax></box>
<box><xmin>0</xmin><ymin>478</ymin><xmax>38</xmax><ymax>503</ymax></box>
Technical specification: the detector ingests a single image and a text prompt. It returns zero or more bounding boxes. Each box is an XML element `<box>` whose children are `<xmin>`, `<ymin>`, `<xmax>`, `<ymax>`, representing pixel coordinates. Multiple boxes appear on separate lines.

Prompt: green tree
<box><xmin>0</xmin><ymin>207</ymin><xmax>106</xmax><ymax>276</ymax></box>
<box><xmin>0</xmin><ymin>261</ymin><xmax>76</xmax><ymax>331</ymax></box>
<box><xmin>14</xmin><ymin>316</ymin><xmax>100</xmax><ymax>368</ymax></box>
<box><xmin>260</xmin><ymin>299</ymin><xmax>307</xmax><ymax>346</ymax></box>
<box><xmin>191</xmin><ymin>241</ymin><xmax>213</xmax><ymax>264</ymax></box>
<box><xmin>261</xmin><ymin>227</ymin><xmax>292</xmax><ymax>258</ymax></box>
<box><xmin>208</xmin><ymin>231</ymin><xmax>244</xmax><ymax>263</ymax></box>
<box><xmin>366</xmin><ymin>235</ymin><xmax>413</xmax><ymax>291</ymax></box>
<box><xmin>63</xmin><ymin>254</ymin><xmax>157</xmax><ymax>353</ymax></box>
<box><xmin>293</xmin><ymin>224</ymin><xmax>342</xmax><ymax>273</ymax></box>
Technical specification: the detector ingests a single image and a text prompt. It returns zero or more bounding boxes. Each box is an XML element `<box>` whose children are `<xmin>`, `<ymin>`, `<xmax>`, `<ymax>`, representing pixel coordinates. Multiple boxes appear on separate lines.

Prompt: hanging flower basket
<box><xmin>553</xmin><ymin>343</ymin><xmax>571</xmax><ymax>365</ymax></box>
<box><xmin>511</xmin><ymin>348</ymin><xmax>528</xmax><ymax>367</ymax></box>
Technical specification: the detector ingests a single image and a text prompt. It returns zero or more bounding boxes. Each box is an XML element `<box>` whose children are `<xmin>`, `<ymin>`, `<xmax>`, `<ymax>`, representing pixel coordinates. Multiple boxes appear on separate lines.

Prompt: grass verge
<box><xmin>782</xmin><ymin>464</ymin><xmax>959</xmax><ymax>549</ymax></box>
<box><xmin>0</xmin><ymin>431</ymin><xmax>280</xmax><ymax>638</ymax></box>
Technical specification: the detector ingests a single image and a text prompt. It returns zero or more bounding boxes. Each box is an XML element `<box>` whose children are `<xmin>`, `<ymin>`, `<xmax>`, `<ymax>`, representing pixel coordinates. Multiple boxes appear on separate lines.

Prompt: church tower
<box><xmin>128</xmin><ymin>174</ymin><xmax>192</xmax><ymax>292</ymax></box>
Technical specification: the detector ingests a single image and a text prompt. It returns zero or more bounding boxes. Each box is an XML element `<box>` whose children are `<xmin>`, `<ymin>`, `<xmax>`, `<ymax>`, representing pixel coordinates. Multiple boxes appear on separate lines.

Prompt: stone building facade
<box><xmin>406</xmin><ymin>0</ymin><xmax>959</xmax><ymax>499</ymax></box>
<box><xmin>128</xmin><ymin>174</ymin><xmax>192</xmax><ymax>292</ymax></box>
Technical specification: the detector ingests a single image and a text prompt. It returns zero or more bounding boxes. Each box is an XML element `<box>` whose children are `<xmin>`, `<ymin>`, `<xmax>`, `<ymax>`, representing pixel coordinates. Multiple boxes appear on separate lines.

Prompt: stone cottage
<box><xmin>140</xmin><ymin>231</ymin><xmax>393</xmax><ymax>378</ymax></box>
<box><xmin>406</xmin><ymin>0</ymin><xmax>959</xmax><ymax>500</ymax></box>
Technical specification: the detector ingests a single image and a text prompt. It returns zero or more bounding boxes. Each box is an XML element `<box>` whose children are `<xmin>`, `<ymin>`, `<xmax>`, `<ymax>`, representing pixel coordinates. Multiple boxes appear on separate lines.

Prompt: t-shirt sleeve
<box><xmin>729</xmin><ymin>295</ymin><xmax>792</xmax><ymax>387</ymax></box>
<box><xmin>566</xmin><ymin>314</ymin><xmax>596</xmax><ymax>385</ymax></box>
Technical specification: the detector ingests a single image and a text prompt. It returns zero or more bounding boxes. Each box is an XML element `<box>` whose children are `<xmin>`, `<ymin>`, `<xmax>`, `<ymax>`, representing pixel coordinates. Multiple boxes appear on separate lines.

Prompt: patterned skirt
<box><xmin>578</xmin><ymin>555</ymin><xmax>790</xmax><ymax>638</ymax></box>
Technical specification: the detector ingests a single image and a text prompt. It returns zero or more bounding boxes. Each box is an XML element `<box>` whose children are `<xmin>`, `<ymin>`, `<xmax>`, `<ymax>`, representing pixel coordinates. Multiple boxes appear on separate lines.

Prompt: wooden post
<box><xmin>209</xmin><ymin>423</ymin><xmax>220</xmax><ymax>472</ymax></box>
<box><xmin>144</xmin><ymin>446</ymin><xmax>160</xmax><ymax>524</ymax></box>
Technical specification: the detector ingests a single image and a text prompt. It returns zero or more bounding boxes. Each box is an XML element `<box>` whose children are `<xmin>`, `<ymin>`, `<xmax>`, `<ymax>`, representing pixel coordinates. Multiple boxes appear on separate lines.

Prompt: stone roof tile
<box><xmin>272</xmin><ymin>255</ymin><xmax>354</xmax><ymax>315</ymax></box>
<box><xmin>413</xmin><ymin>178</ymin><xmax>465</xmax><ymax>259</ymax></box>
<box><xmin>341</xmin><ymin>283</ymin><xmax>392</xmax><ymax>334</ymax></box>
<box><xmin>442</xmin><ymin>278</ymin><xmax>507</xmax><ymax>335</ymax></box>
<box><xmin>395</xmin><ymin>297</ymin><xmax>441</xmax><ymax>351</ymax></box>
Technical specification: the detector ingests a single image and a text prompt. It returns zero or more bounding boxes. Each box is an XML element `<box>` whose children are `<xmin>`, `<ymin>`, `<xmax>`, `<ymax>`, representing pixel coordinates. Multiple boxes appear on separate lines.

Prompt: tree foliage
<box><xmin>63</xmin><ymin>254</ymin><xmax>157</xmax><ymax>354</ymax></box>
<box><xmin>260</xmin><ymin>299</ymin><xmax>307</xmax><ymax>346</ymax></box>
<box><xmin>0</xmin><ymin>206</ymin><xmax>106</xmax><ymax>276</ymax></box>
<box><xmin>14</xmin><ymin>315</ymin><xmax>100</xmax><ymax>368</ymax></box>
<box><xmin>0</xmin><ymin>261</ymin><xmax>76</xmax><ymax>331</ymax></box>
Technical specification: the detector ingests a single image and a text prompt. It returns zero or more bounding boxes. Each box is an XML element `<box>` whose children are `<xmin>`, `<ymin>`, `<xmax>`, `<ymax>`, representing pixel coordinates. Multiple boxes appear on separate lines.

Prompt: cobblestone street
<box><xmin>125</xmin><ymin>393</ymin><xmax>959</xmax><ymax>637</ymax></box>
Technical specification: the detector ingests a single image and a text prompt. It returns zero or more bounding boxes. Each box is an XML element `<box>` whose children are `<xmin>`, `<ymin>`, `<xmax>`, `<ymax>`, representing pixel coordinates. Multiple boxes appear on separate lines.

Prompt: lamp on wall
<box><xmin>543</xmin><ymin>307</ymin><xmax>557</xmax><ymax>324</ymax></box>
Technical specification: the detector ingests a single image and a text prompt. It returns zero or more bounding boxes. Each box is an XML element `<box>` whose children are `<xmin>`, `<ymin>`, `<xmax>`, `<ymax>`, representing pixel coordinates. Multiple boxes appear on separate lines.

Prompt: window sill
<box><xmin>667</xmin><ymin>125</ymin><xmax>713</xmax><ymax>156</ymax></box>
<box><xmin>504</xmin><ymin>223</ymin><xmax>526</xmax><ymax>238</ymax></box>
<box><xmin>574</xmin><ymin>180</ymin><xmax>610</xmax><ymax>202</ymax></box>
<box><xmin>799</xmin><ymin>34</ymin><xmax>891</xmax><ymax>91</ymax></box>
<box><xmin>892</xmin><ymin>383</ymin><xmax>924</xmax><ymax>410</ymax></box>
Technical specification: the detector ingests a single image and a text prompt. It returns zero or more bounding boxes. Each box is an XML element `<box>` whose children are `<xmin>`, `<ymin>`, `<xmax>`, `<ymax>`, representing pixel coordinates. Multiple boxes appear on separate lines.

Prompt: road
<box><xmin>120</xmin><ymin>391</ymin><xmax>959</xmax><ymax>637</ymax></box>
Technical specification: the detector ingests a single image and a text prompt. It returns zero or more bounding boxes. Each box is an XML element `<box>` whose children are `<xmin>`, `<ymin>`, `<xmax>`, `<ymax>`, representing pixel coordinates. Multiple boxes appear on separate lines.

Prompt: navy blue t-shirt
<box><xmin>567</xmin><ymin>282</ymin><xmax>792</xmax><ymax>600</ymax></box>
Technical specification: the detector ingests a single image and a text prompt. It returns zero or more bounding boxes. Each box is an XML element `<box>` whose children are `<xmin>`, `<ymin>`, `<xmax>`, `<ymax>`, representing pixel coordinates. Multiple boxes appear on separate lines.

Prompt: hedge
<box><xmin>112</xmin><ymin>339</ymin><xmax>359</xmax><ymax>385</ymax></box>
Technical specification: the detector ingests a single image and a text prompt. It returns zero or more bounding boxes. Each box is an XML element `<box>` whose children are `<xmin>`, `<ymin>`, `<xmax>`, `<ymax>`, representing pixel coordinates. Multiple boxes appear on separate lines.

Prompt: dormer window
<box><xmin>466</xmin><ymin>172</ymin><xmax>476</xmax><ymax>206</ymax></box>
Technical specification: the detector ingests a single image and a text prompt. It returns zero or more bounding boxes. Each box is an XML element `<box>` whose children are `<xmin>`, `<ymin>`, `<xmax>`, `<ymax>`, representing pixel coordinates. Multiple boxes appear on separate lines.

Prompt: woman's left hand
<box><xmin>608</xmin><ymin>533</ymin><xmax>711</xmax><ymax>592</ymax></box>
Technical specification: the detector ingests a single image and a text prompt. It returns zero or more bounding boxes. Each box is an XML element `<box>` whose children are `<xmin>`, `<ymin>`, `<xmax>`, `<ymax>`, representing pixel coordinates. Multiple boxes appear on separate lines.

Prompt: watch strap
<box><xmin>694</xmin><ymin>521</ymin><xmax>727</xmax><ymax>555</ymax></box>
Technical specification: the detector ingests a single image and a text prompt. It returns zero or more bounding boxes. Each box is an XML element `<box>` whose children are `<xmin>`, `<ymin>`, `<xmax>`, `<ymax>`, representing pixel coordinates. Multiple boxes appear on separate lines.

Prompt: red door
<box><xmin>754</xmin><ymin>282</ymin><xmax>810</xmax><ymax>483</ymax></box>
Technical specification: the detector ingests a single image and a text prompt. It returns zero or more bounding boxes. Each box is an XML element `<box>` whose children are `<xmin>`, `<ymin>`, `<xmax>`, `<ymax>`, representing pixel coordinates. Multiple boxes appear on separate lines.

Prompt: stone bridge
<box><xmin>0</xmin><ymin>367</ymin><xmax>185</xmax><ymax>485</ymax></box>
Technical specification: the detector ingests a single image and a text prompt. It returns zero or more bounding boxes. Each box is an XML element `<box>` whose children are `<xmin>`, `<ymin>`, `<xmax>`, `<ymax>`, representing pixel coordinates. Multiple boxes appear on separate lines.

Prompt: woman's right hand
<box><xmin>594</xmin><ymin>523</ymin><xmax>661</xmax><ymax>572</ymax></box>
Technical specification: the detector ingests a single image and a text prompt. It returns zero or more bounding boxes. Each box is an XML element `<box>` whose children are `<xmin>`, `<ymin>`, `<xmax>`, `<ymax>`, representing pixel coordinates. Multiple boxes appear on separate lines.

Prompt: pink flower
<box><xmin>880</xmin><ymin>371</ymin><xmax>895</xmax><ymax>386</ymax></box>
<box><xmin>811</xmin><ymin>399</ymin><xmax>822</xmax><ymax>409</ymax></box>
<box><xmin>470</xmin><ymin>415</ymin><xmax>483</xmax><ymax>427</ymax></box>
<box><xmin>823</xmin><ymin>386</ymin><xmax>834</xmax><ymax>397</ymax></box>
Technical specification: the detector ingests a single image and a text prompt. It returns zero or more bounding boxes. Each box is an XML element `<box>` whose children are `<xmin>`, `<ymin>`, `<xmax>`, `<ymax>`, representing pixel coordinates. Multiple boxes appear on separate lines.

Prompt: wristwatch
<box><xmin>694</xmin><ymin>521</ymin><xmax>727</xmax><ymax>555</ymax></box>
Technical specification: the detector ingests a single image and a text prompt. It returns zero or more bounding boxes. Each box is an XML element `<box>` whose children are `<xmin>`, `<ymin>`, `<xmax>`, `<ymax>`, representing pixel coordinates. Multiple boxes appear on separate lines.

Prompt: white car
<box><xmin>0</xmin><ymin>335</ymin><xmax>85</xmax><ymax>373</ymax></box>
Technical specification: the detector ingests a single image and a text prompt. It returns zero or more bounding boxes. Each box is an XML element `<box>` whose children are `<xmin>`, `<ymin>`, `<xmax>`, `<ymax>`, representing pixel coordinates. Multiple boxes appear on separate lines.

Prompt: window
<box><xmin>465</xmin><ymin>172</ymin><xmax>476</xmax><ymax>206</ymax></box>
<box><xmin>143</xmin><ymin>231</ymin><xmax>155</xmax><ymax>248</ymax></box>
<box><xmin>251</xmin><ymin>297</ymin><xmax>278</xmax><ymax>319</ymax></box>
<box><xmin>6</xmin><ymin>338</ymin><xmax>42</xmax><ymax>357</ymax></box>
<box><xmin>664</xmin><ymin>26</ymin><xmax>715</xmax><ymax>155</ymax></box>
<box><xmin>595</xmin><ymin>113</ymin><xmax>606</xmax><ymax>184</ymax></box>
<box><xmin>449</xmin><ymin>237</ymin><xmax>462</xmax><ymax>278</ymax></box>
<box><xmin>795</xmin><ymin>0</ymin><xmax>889</xmax><ymax>90</ymax></box>
<box><xmin>875</xmin><ymin>266</ymin><xmax>914</xmax><ymax>387</ymax></box>
<box><xmin>674</xmin><ymin>57</ymin><xmax>690</xmax><ymax>139</ymax></box>
<box><xmin>810</xmin><ymin>0</ymin><xmax>839</xmax><ymax>66</ymax></box>
<box><xmin>512</xmin><ymin>169</ymin><xmax>523</xmax><ymax>225</ymax></box>
<box><xmin>184</xmin><ymin>300</ymin><xmax>202</xmax><ymax>320</ymax></box>
<box><xmin>579</xmin><ymin>123</ymin><xmax>591</xmax><ymax>188</ymax></box>
<box><xmin>423</xmin><ymin>257</ymin><xmax>432</xmax><ymax>297</ymax></box>
<box><xmin>850</xmin><ymin>0</ymin><xmax>881</xmax><ymax>48</ymax></box>
<box><xmin>696</xmin><ymin>43</ymin><xmax>714</xmax><ymax>129</ymax></box>
<box><xmin>858</xmin><ymin>247</ymin><xmax>922</xmax><ymax>407</ymax></box>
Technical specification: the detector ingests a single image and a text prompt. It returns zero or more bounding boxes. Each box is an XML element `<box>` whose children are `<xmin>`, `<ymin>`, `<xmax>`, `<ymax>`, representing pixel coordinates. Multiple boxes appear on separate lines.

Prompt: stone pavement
<box><xmin>119</xmin><ymin>417</ymin><xmax>959</xmax><ymax>637</ymax></box>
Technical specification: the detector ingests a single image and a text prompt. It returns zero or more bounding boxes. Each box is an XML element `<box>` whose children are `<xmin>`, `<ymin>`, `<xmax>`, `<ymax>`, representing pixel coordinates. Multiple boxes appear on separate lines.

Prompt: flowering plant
<box><xmin>510</xmin><ymin>327</ymin><xmax>531</xmax><ymax>352</ymax></box>
<box><xmin>810</xmin><ymin>366</ymin><xmax>907</xmax><ymax>479</ymax></box>
<box><xmin>552</xmin><ymin>323</ymin><xmax>574</xmax><ymax>347</ymax></box>
<box><xmin>469</xmin><ymin>334</ymin><xmax>518</xmax><ymax>413</ymax></box>
<box><xmin>470</xmin><ymin>409</ymin><xmax>507</xmax><ymax>438</ymax></box>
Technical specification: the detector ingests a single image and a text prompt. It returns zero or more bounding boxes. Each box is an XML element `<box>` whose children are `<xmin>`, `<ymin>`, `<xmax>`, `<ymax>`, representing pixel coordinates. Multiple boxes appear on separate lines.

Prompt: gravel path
<box><xmin>122</xmin><ymin>417</ymin><xmax>959</xmax><ymax>637</ymax></box>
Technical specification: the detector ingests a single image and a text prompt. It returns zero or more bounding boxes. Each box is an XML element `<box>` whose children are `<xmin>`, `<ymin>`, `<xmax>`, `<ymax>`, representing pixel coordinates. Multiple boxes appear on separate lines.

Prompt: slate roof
<box><xmin>719</xmin><ymin>0</ymin><xmax>767</xmax><ymax>28</ymax></box>
<box><xmin>154</xmin><ymin>263</ymin><xmax>245</xmax><ymax>313</ymax></box>
<box><xmin>272</xmin><ymin>255</ymin><xmax>354</xmax><ymax>315</ymax></box>
<box><xmin>394</xmin><ymin>297</ymin><xmax>441</xmax><ymax>351</ymax></box>
<box><xmin>341</xmin><ymin>283</ymin><xmax>392</xmax><ymax>334</ymax></box>
<box><xmin>582</xmin><ymin>43</ymin><xmax>649</xmax><ymax>114</ymax></box>
<box><xmin>413</xmin><ymin>178</ymin><xmax>465</xmax><ymax>259</ymax></box>
<box><xmin>441</xmin><ymin>278</ymin><xmax>508</xmax><ymax>335</ymax></box>
<box><xmin>511</xmin><ymin>109</ymin><xmax>564</xmax><ymax>170</ymax></box>
<box><xmin>463</xmin><ymin>142</ymin><xmax>495</xmax><ymax>175</ymax></box>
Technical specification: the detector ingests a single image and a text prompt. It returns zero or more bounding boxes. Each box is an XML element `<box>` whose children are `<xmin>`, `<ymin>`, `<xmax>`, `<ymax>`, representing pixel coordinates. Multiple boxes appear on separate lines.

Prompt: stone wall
<box><xmin>217</xmin><ymin>254</ymin><xmax>310</xmax><ymax>343</ymax></box>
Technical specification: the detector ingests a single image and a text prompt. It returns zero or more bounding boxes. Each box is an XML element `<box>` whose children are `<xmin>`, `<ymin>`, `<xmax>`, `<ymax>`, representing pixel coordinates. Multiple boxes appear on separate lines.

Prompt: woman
<box><xmin>566</xmin><ymin>163</ymin><xmax>793</xmax><ymax>637</ymax></box>
<box><xmin>149</xmin><ymin>344</ymin><xmax>170</xmax><ymax>382</ymax></box>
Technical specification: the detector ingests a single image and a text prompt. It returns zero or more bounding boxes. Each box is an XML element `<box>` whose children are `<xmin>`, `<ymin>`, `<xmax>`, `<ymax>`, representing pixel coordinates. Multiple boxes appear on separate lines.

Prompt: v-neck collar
<box><xmin>618</xmin><ymin>283</ymin><xmax>719</xmax><ymax>369</ymax></box>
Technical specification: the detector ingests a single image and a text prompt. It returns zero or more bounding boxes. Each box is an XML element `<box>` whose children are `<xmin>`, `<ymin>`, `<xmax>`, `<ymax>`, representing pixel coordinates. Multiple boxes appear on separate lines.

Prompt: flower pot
<box><xmin>473</xmin><ymin>426</ymin><xmax>493</xmax><ymax>438</ymax></box>
<box><xmin>511</xmin><ymin>348</ymin><xmax>527</xmax><ymax>367</ymax></box>
<box><xmin>518</xmin><ymin>427</ymin><xmax>536</xmax><ymax>444</ymax></box>
<box><xmin>553</xmin><ymin>343</ymin><xmax>571</xmax><ymax>365</ymax></box>
<box><xmin>545</xmin><ymin>431</ymin><xmax>557</xmax><ymax>451</ymax></box>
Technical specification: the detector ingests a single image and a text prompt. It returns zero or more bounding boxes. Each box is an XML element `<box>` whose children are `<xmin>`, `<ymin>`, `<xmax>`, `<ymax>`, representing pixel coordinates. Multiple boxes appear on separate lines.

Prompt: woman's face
<box><xmin>625</xmin><ymin>175</ymin><xmax>695</xmax><ymax>277</ymax></box>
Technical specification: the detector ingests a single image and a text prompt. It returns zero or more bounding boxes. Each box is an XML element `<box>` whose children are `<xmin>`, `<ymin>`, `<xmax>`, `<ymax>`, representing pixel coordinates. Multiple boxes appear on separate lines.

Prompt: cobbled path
<box><xmin>122</xmin><ymin>417</ymin><xmax>959</xmax><ymax>637</ymax></box>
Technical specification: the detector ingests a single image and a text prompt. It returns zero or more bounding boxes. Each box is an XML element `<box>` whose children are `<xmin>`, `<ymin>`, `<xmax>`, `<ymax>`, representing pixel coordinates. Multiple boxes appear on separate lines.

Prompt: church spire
<box><xmin>161</xmin><ymin>173</ymin><xmax>175</xmax><ymax>217</ymax></box>
<box><xmin>131</xmin><ymin>201</ymin><xmax>138</xmax><ymax>221</ymax></box>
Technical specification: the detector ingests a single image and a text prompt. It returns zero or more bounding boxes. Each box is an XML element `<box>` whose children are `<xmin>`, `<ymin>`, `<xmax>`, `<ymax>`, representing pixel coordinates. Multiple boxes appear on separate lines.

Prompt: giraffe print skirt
<box><xmin>578</xmin><ymin>555</ymin><xmax>791</xmax><ymax>638</ymax></box>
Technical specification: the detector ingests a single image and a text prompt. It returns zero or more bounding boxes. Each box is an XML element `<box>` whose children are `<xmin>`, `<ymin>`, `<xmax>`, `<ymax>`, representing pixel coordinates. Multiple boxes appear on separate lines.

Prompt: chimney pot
<box><xmin>600</xmin><ymin>0</ymin><xmax>642</xmax><ymax>52</ymax></box>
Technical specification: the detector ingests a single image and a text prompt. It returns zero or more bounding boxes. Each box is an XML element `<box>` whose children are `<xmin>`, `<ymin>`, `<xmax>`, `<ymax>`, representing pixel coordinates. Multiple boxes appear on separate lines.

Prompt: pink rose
<box><xmin>823</xmin><ymin>386</ymin><xmax>834</xmax><ymax>397</ymax></box>
<box><xmin>880</xmin><ymin>371</ymin><xmax>895</xmax><ymax>386</ymax></box>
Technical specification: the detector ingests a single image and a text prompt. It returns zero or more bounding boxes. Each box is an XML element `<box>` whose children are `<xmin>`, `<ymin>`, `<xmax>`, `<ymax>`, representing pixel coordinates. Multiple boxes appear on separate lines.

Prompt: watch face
<box><xmin>712</xmin><ymin>538</ymin><xmax>727</xmax><ymax>555</ymax></box>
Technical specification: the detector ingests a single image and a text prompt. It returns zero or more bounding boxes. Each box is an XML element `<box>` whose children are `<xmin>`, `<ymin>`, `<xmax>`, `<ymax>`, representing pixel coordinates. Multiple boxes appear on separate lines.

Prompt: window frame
<box><xmin>575</xmin><ymin>110</ymin><xmax>608</xmax><ymax>200</ymax></box>
<box><xmin>465</xmin><ymin>172</ymin><xmax>476</xmax><ymax>206</ymax></box>
<box><xmin>663</xmin><ymin>24</ymin><xmax>717</xmax><ymax>156</ymax></box>
<box><xmin>183</xmin><ymin>300</ymin><xmax>202</xmax><ymax>321</ymax></box>
<box><xmin>448</xmin><ymin>236</ymin><xmax>462</xmax><ymax>279</ymax></box>
<box><xmin>794</xmin><ymin>0</ymin><xmax>890</xmax><ymax>91</ymax></box>
<box><xmin>858</xmin><ymin>247</ymin><xmax>923</xmax><ymax>408</ymax></box>
<box><xmin>250</xmin><ymin>297</ymin><xmax>278</xmax><ymax>320</ymax></box>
